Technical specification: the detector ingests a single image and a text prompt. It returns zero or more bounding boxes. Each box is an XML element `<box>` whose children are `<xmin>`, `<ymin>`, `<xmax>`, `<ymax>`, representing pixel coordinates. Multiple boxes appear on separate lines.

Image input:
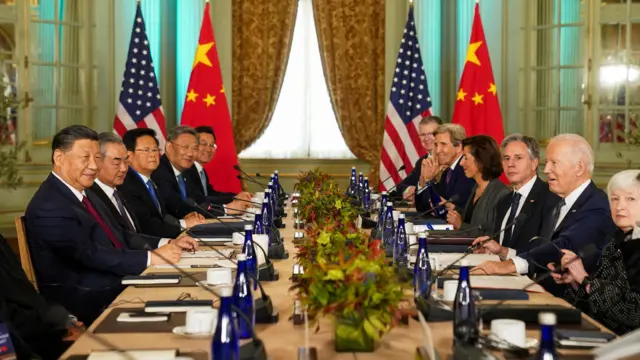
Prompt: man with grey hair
<box><xmin>471</xmin><ymin>134</ymin><xmax>560</xmax><ymax>258</ymax></box>
<box><xmin>414</xmin><ymin>123</ymin><xmax>475</xmax><ymax>212</ymax></box>
<box><xmin>152</xmin><ymin>126</ymin><xmax>248</xmax><ymax>219</ymax></box>
<box><xmin>87</xmin><ymin>132</ymin><xmax>199</xmax><ymax>249</ymax></box>
<box><xmin>474</xmin><ymin>133</ymin><xmax>616</xmax><ymax>297</ymax></box>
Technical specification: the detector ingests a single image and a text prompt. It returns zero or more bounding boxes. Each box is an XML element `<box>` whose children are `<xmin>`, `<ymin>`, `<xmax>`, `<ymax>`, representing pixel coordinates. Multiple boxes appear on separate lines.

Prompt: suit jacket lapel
<box><xmin>553</xmin><ymin>182</ymin><xmax>595</xmax><ymax>236</ymax></box>
<box><xmin>510</xmin><ymin>178</ymin><xmax>543</xmax><ymax>243</ymax></box>
<box><xmin>86</xmin><ymin>189</ymin><xmax>127</xmax><ymax>246</ymax></box>
<box><xmin>128</xmin><ymin>168</ymin><xmax>163</xmax><ymax>217</ymax></box>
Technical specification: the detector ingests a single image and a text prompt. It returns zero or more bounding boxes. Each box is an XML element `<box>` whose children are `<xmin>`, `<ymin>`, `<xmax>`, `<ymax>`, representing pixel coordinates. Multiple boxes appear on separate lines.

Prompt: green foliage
<box><xmin>291</xmin><ymin>169</ymin><xmax>406</xmax><ymax>345</ymax></box>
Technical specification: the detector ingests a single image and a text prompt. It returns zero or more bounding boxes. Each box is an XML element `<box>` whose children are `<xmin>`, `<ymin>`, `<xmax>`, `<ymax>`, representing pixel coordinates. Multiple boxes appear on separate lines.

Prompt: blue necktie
<box><xmin>177</xmin><ymin>174</ymin><xmax>188</xmax><ymax>200</ymax></box>
<box><xmin>199</xmin><ymin>169</ymin><xmax>208</xmax><ymax>196</ymax></box>
<box><xmin>146</xmin><ymin>179</ymin><xmax>161</xmax><ymax>214</ymax></box>
<box><xmin>502</xmin><ymin>192</ymin><xmax>522</xmax><ymax>246</ymax></box>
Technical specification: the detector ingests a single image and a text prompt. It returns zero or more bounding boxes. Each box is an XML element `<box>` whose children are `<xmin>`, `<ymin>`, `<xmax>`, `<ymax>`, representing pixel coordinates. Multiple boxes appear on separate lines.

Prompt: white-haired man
<box><xmin>473</xmin><ymin>134</ymin><xmax>616</xmax><ymax>297</ymax></box>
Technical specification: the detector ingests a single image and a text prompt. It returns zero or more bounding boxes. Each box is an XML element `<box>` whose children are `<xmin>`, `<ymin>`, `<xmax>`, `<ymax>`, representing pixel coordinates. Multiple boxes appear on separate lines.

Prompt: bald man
<box><xmin>473</xmin><ymin>134</ymin><xmax>616</xmax><ymax>296</ymax></box>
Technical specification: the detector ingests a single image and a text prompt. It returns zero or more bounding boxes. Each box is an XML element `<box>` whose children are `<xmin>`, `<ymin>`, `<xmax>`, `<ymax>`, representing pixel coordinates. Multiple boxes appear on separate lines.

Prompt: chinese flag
<box><xmin>180</xmin><ymin>2</ymin><xmax>241</xmax><ymax>193</ymax></box>
<box><xmin>452</xmin><ymin>3</ymin><xmax>504</xmax><ymax>146</ymax></box>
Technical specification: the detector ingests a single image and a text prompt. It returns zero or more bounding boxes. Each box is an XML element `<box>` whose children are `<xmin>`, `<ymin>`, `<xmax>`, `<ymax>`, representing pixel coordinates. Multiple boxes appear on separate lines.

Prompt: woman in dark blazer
<box><xmin>549</xmin><ymin>169</ymin><xmax>640</xmax><ymax>335</ymax></box>
<box><xmin>445</xmin><ymin>135</ymin><xmax>509</xmax><ymax>237</ymax></box>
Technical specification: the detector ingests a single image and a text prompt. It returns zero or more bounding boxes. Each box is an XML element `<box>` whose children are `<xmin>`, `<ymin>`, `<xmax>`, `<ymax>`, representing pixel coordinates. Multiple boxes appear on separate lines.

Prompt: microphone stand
<box><xmin>144</xmin><ymin>244</ymin><xmax>270</xmax><ymax>360</ymax></box>
<box><xmin>198</xmin><ymin>202</ymin><xmax>289</xmax><ymax>261</ymax></box>
<box><xmin>413</xmin><ymin>214</ymin><xmax>528</xmax><ymax>323</ymax></box>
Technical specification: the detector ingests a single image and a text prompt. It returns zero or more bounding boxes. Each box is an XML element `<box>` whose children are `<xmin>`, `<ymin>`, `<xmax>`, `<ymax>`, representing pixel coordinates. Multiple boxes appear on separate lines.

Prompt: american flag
<box><xmin>113</xmin><ymin>3</ymin><xmax>166</xmax><ymax>148</ymax></box>
<box><xmin>379</xmin><ymin>6</ymin><xmax>432</xmax><ymax>191</ymax></box>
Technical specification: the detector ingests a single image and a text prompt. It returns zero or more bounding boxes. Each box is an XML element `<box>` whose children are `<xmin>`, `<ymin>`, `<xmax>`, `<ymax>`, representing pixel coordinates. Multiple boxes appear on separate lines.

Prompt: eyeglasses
<box><xmin>419</xmin><ymin>132</ymin><xmax>435</xmax><ymax>139</ymax></box>
<box><xmin>199</xmin><ymin>142</ymin><xmax>217</xmax><ymax>150</ymax></box>
<box><xmin>171</xmin><ymin>142</ymin><xmax>199</xmax><ymax>153</ymax></box>
<box><xmin>135</xmin><ymin>148</ymin><xmax>160</xmax><ymax>154</ymax></box>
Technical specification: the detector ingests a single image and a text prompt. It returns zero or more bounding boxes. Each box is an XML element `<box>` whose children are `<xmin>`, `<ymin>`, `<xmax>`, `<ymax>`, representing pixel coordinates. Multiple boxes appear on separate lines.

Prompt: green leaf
<box><xmin>316</xmin><ymin>231</ymin><xmax>331</xmax><ymax>245</ymax></box>
<box><xmin>335</xmin><ymin>199</ymin><xmax>342</xmax><ymax>209</ymax></box>
<box><xmin>363</xmin><ymin>319</ymin><xmax>381</xmax><ymax>341</ymax></box>
<box><xmin>368</xmin><ymin>315</ymin><xmax>387</xmax><ymax>332</ymax></box>
<box><xmin>324</xmin><ymin>269</ymin><xmax>344</xmax><ymax>281</ymax></box>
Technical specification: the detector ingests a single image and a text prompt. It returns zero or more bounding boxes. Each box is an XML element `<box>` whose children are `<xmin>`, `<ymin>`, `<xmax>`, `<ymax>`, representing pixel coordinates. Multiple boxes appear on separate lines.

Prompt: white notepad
<box><xmin>87</xmin><ymin>350</ymin><xmax>176</xmax><ymax>360</ymax></box>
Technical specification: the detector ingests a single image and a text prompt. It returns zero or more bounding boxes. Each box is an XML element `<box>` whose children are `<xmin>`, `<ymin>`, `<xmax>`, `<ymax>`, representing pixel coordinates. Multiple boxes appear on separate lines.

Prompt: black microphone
<box><xmin>434</xmin><ymin>213</ymin><xmax>529</xmax><ymax>279</ymax></box>
<box><xmin>237</xmin><ymin>174</ymin><xmax>270</xmax><ymax>188</ymax></box>
<box><xmin>235</xmin><ymin>165</ymin><xmax>271</xmax><ymax>188</ymax></box>
<box><xmin>143</xmin><ymin>243</ymin><xmax>269</xmax><ymax>360</ymax></box>
<box><xmin>407</xmin><ymin>194</ymin><xmax>460</xmax><ymax>220</ymax></box>
<box><xmin>380</xmin><ymin>164</ymin><xmax>406</xmax><ymax>189</ymax></box>
<box><xmin>233</xmin><ymin>197</ymin><xmax>262</xmax><ymax>206</ymax></box>
<box><xmin>469</xmin><ymin>213</ymin><xmax>529</xmax><ymax>251</ymax></box>
<box><xmin>186</xmin><ymin>198</ymin><xmax>288</xmax><ymax>261</ymax></box>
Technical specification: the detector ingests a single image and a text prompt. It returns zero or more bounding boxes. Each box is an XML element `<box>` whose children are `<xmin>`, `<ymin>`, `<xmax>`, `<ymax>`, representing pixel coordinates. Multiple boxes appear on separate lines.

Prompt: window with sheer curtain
<box><xmin>238</xmin><ymin>0</ymin><xmax>355</xmax><ymax>159</ymax></box>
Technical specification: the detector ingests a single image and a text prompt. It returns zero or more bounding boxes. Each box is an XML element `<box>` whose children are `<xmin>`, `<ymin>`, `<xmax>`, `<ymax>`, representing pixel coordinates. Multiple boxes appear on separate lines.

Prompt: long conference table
<box><xmin>62</xmin><ymin>206</ymin><xmax>609</xmax><ymax>359</ymax></box>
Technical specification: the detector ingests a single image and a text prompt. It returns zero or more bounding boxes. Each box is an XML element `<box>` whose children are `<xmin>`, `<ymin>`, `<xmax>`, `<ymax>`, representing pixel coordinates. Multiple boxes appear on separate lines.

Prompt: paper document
<box><xmin>463</xmin><ymin>275</ymin><xmax>545</xmax><ymax>293</ymax></box>
<box><xmin>414</xmin><ymin>224</ymin><xmax>453</xmax><ymax>232</ymax></box>
<box><xmin>181</xmin><ymin>249</ymin><xmax>234</xmax><ymax>259</ymax></box>
<box><xmin>87</xmin><ymin>350</ymin><xmax>176</xmax><ymax>360</ymax></box>
<box><xmin>196</xmin><ymin>237</ymin><xmax>231</xmax><ymax>243</ymax></box>
<box><xmin>431</xmin><ymin>253</ymin><xmax>500</xmax><ymax>269</ymax></box>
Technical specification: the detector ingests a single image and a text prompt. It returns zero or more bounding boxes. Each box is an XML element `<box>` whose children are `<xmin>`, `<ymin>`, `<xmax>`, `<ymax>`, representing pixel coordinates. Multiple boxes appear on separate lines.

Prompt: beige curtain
<box><xmin>312</xmin><ymin>0</ymin><xmax>386</xmax><ymax>182</ymax></box>
<box><xmin>232</xmin><ymin>0</ymin><xmax>298</xmax><ymax>152</ymax></box>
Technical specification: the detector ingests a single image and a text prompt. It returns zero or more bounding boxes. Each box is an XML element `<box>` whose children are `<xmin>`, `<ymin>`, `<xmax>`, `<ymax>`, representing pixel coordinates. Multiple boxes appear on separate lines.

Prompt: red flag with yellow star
<box><xmin>180</xmin><ymin>2</ymin><xmax>241</xmax><ymax>193</ymax></box>
<box><xmin>452</xmin><ymin>3</ymin><xmax>504</xmax><ymax>145</ymax></box>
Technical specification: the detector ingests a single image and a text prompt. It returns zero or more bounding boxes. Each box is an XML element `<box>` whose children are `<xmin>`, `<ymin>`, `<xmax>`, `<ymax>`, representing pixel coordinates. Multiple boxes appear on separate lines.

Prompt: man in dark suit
<box><xmin>151</xmin><ymin>126</ymin><xmax>249</xmax><ymax>218</ymax></box>
<box><xmin>90</xmin><ymin>132</ymin><xmax>203</xmax><ymax>243</ymax></box>
<box><xmin>119</xmin><ymin>128</ymin><xmax>205</xmax><ymax>238</ymax></box>
<box><xmin>396</xmin><ymin>116</ymin><xmax>442</xmax><ymax>202</ymax></box>
<box><xmin>24</xmin><ymin>125</ymin><xmax>195</xmax><ymax>324</ymax></box>
<box><xmin>415</xmin><ymin>123</ymin><xmax>475</xmax><ymax>212</ymax></box>
<box><xmin>186</xmin><ymin>126</ymin><xmax>252</xmax><ymax>206</ymax></box>
<box><xmin>471</xmin><ymin>134</ymin><xmax>560</xmax><ymax>256</ymax></box>
<box><xmin>0</xmin><ymin>234</ymin><xmax>81</xmax><ymax>359</ymax></box>
<box><xmin>474</xmin><ymin>134</ymin><xmax>616</xmax><ymax>296</ymax></box>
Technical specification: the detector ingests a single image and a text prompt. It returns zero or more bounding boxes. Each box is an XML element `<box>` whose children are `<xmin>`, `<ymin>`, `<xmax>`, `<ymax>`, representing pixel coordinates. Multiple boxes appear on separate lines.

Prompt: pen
<box><xmin>190</xmin><ymin>265</ymin><xmax>219</xmax><ymax>268</ymax></box>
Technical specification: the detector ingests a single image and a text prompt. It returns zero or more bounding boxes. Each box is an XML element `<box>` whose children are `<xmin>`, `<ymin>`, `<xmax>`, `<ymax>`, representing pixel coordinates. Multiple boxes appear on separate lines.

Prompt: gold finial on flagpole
<box><xmin>409</xmin><ymin>0</ymin><xmax>413</xmax><ymax>4</ymax></box>
<box><xmin>206</xmin><ymin>0</ymin><xmax>209</xmax><ymax>3</ymax></box>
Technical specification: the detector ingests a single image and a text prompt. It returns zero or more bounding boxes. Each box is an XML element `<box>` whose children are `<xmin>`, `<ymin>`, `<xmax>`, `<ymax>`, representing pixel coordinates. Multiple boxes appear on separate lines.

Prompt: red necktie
<box><xmin>82</xmin><ymin>195</ymin><xmax>124</xmax><ymax>249</ymax></box>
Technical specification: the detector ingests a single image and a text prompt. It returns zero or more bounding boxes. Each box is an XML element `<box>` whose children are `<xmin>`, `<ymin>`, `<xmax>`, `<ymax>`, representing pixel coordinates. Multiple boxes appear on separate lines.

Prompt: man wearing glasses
<box><xmin>151</xmin><ymin>126</ymin><xmax>250</xmax><ymax>219</ymax></box>
<box><xmin>395</xmin><ymin>115</ymin><xmax>443</xmax><ymax>204</ymax></box>
<box><xmin>186</xmin><ymin>126</ymin><xmax>252</xmax><ymax>206</ymax></box>
<box><xmin>119</xmin><ymin>128</ymin><xmax>205</xmax><ymax>238</ymax></box>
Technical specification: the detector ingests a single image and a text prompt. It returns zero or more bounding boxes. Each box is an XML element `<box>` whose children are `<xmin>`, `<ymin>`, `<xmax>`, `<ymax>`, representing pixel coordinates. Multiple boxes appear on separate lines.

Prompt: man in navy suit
<box><xmin>471</xmin><ymin>134</ymin><xmax>560</xmax><ymax>256</ymax></box>
<box><xmin>24</xmin><ymin>125</ymin><xmax>196</xmax><ymax>324</ymax></box>
<box><xmin>396</xmin><ymin>116</ymin><xmax>442</xmax><ymax>203</ymax></box>
<box><xmin>414</xmin><ymin>123</ymin><xmax>475</xmax><ymax>212</ymax></box>
<box><xmin>151</xmin><ymin>126</ymin><xmax>249</xmax><ymax>219</ymax></box>
<box><xmin>474</xmin><ymin>134</ymin><xmax>616</xmax><ymax>296</ymax></box>
<box><xmin>185</xmin><ymin>126</ymin><xmax>252</xmax><ymax>207</ymax></box>
<box><xmin>116</xmin><ymin>129</ymin><xmax>204</xmax><ymax>238</ymax></box>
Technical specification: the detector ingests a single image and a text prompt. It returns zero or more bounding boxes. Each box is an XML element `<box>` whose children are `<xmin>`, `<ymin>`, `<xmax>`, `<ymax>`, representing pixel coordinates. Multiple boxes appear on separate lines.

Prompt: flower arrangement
<box><xmin>291</xmin><ymin>169</ymin><xmax>406</xmax><ymax>352</ymax></box>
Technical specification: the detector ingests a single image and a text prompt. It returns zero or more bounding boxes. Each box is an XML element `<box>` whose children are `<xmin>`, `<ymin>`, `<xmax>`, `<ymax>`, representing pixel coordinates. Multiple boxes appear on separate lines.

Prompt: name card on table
<box><xmin>0</xmin><ymin>323</ymin><xmax>16</xmax><ymax>360</ymax></box>
<box><xmin>87</xmin><ymin>350</ymin><xmax>177</xmax><ymax>360</ymax></box>
<box><xmin>414</xmin><ymin>224</ymin><xmax>453</xmax><ymax>232</ymax></box>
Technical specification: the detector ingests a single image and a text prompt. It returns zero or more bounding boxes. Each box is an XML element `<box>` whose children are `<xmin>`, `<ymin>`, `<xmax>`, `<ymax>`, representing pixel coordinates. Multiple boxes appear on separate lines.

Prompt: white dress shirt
<box><xmin>512</xmin><ymin>179</ymin><xmax>591</xmax><ymax>274</ymax></box>
<box><xmin>499</xmin><ymin>175</ymin><xmax>538</xmax><ymax>259</ymax></box>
